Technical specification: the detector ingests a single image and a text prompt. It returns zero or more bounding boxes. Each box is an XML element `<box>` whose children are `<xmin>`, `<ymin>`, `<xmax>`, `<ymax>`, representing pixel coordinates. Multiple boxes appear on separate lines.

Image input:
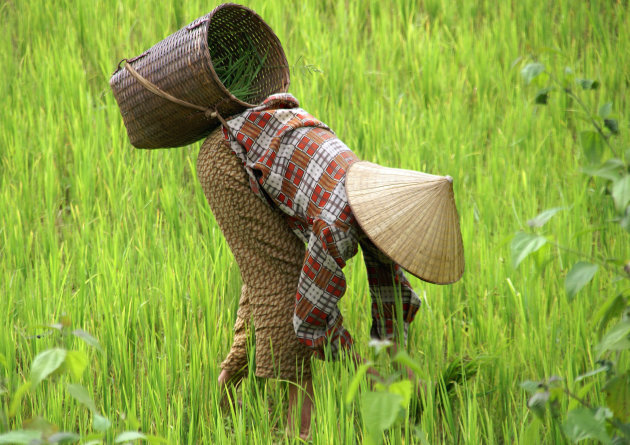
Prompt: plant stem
<box><xmin>546</xmin><ymin>71</ymin><xmax>620</xmax><ymax>158</ymax></box>
<box><xmin>546</xmin><ymin>239</ymin><xmax>628</xmax><ymax>278</ymax></box>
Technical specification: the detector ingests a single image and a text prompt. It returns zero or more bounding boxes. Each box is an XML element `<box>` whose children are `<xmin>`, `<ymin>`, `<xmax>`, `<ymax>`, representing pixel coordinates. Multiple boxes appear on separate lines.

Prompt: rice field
<box><xmin>1</xmin><ymin>0</ymin><xmax>629</xmax><ymax>443</ymax></box>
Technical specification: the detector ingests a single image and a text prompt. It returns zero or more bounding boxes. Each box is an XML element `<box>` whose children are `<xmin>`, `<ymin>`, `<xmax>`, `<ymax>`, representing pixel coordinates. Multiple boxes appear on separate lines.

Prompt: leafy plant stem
<box><xmin>546</xmin><ymin>71</ymin><xmax>619</xmax><ymax>158</ymax></box>
<box><xmin>547</xmin><ymin>240</ymin><xmax>626</xmax><ymax>277</ymax></box>
<box><xmin>564</xmin><ymin>386</ymin><xmax>591</xmax><ymax>410</ymax></box>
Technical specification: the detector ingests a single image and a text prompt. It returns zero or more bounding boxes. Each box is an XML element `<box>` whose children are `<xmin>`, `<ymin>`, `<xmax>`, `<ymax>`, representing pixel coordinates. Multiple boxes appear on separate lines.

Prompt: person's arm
<box><xmin>292</xmin><ymin>221</ymin><xmax>354</xmax><ymax>360</ymax></box>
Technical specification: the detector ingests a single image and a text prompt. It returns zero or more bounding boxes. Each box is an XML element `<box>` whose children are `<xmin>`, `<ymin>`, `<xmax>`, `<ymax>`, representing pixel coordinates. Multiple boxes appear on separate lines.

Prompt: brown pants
<box><xmin>197</xmin><ymin>129</ymin><xmax>313</xmax><ymax>381</ymax></box>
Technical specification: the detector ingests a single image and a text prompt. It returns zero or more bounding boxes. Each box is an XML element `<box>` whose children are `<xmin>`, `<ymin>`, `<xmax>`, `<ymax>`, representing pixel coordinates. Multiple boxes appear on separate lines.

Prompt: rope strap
<box><xmin>123</xmin><ymin>60</ymin><xmax>218</xmax><ymax>120</ymax></box>
<box><xmin>121</xmin><ymin>59</ymin><xmax>245</xmax><ymax>145</ymax></box>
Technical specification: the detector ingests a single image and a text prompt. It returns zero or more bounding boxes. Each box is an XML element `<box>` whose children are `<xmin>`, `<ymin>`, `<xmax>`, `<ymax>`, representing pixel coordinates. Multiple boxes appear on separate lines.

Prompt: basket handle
<box><xmin>113</xmin><ymin>51</ymin><xmax>149</xmax><ymax>74</ymax></box>
<box><xmin>122</xmin><ymin>58</ymin><xmax>269</xmax><ymax>188</ymax></box>
<box><xmin>120</xmin><ymin>59</ymin><xmax>239</xmax><ymax>137</ymax></box>
<box><xmin>121</xmin><ymin>60</ymin><xmax>220</xmax><ymax>119</ymax></box>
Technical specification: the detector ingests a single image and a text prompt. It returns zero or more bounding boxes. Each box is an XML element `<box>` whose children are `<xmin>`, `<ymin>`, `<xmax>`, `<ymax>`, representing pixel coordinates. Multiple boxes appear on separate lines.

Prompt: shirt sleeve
<box><xmin>360</xmin><ymin>238</ymin><xmax>422</xmax><ymax>345</ymax></box>
<box><xmin>292</xmin><ymin>219</ymin><xmax>356</xmax><ymax>360</ymax></box>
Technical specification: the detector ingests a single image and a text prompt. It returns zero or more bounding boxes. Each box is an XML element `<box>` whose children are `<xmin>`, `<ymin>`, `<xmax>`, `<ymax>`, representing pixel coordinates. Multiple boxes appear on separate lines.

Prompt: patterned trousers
<box><xmin>196</xmin><ymin>129</ymin><xmax>313</xmax><ymax>381</ymax></box>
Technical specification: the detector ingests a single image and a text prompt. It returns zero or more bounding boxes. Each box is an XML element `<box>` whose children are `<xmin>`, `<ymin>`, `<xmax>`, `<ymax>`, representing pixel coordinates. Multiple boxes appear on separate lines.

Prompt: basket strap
<box><xmin>122</xmin><ymin>59</ymin><xmax>245</xmax><ymax>151</ymax></box>
<box><xmin>122</xmin><ymin>60</ymin><xmax>220</xmax><ymax>120</ymax></box>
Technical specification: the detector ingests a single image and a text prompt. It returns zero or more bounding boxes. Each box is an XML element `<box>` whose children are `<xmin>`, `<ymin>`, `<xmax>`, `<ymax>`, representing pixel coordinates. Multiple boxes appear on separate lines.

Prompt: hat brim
<box><xmin>345</xmin><ymin>161</ymin><xmax>464</xmax><ymax>284</ymax></box>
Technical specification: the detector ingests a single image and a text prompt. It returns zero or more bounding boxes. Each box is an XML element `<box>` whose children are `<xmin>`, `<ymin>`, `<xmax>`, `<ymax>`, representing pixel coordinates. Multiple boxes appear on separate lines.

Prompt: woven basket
<box><xmin>110</xmin><ymin>3</ymin><xmax>290</xmax><ymax>149</ymax></box>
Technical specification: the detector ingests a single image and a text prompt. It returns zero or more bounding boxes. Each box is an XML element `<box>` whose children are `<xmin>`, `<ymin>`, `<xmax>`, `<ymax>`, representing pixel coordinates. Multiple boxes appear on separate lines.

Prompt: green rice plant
<box><xmin>210</xmin><ymin>36</ymin><xmax>268</xmax><ymax>102</ymax></box>
<box><xmin>0</xmin><ymin>318</ymin><xmax>166</xmax><ymax>444</ymax></box>
<box><xmin>344</xmin><ymin>340</ymin><xmax>482</xmax><ymax>444</ymax></box>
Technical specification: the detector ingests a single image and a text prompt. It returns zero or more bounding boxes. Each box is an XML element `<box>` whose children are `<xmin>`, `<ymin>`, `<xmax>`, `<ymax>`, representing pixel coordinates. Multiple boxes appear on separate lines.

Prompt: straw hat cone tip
<box><xmin>346</xmin><ymin>161</ymin><xmax>464</xmax><ymax>284</ymax></box>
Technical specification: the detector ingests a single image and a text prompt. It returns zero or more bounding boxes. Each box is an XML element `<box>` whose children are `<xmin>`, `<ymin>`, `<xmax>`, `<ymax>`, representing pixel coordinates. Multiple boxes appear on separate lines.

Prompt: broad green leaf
<box><xmin>393</xmin><ymin>351</ymin><xmax>423</xmax><ymax>377</ymax></box>
<box><xmin>388</xmin><ymin>380</ymin><xmax>413</xmax><ymax>408</ymax></box>
<box><xmin>511</xmin><ymin>232</ymin><xmax>547</xmax><ymax>268</ymax></box>
<box><xmin>617</xmin><ymin>423</ymin><xmax>630</xmax><ymax>439</ymax></box>
<box><xmin>563</xmin><ymin>407</ymin><xmax>611</xmax><ymax>444</ymax></box>
<box><xmin>361</xmin><ymin>391</ymin><xmax>403</xmax><ymax>436</ymax></box>
<box><xmin>520</xmin><ymin>380</ymin><xmax>542</xmax><ymax>395</ymax></box>
<box><xmin>527</xmin><ymin>207</ymin><xmax>564</xmax><ymax>228</ymax></box>
<box><xmin>67</xmin><ymin>383</ymin><xmax>97</xmax><ymax>413</ymax></box>
<box><xmin>527</xmin><ymin>391</ymin><xmax>549</xmax><ymax>419</ymax></box>
<box><xmin>570</xmin><ymin>380</ymin><xmax>596</xmax><ymax>410</ymax></box>
<box><xmin>535</xmin><ymin>88</ymin><xmax>550</xmax><ymax>104</ymax></box>
<box><xmin>64</xmin><ymin>350</ymin><xmax>88</xmax><ymax>381</ymax></box>
<box><xmin>9</xmin><ymin>380</ymin><xmax>31</xmax><ymax>417</ymax></box>
<box><xmin>114</xmin><ymin>431</ymin><xmax>147</xmax><ymax>443</ymax></box>
<box><xmin>0</xmin><ymin>352</ymin><xmax>7</xmax><ymax>369</ymax></box>
<box><xmin>577</xmin><ymin>78</ymin><xmax>600</xmax><ymax>90</ymax></box>
<box><xmin>72</xmin><ymin>329</ymin><xmax>103</xmax><ymax>353</ymax></box>
<box><xmin>93</xmin><ymin>414</ymin><xmax>112</xmax><ymax>432</ymax></box>
<box><xmin>582</xmin><ymin>158</ymin><xmax>624</xmax><ymax>181</ymax></box>
<box><xmin>521</xmin><ymin>418</ymin><xmax>542</xmax><ymax>444</ymax></box>
<box><xmin>603</xmin><ymin>372</ymin><xmax>630</xmax><ymax>422</ymax></box>
<box><xmin>47</xmin><ymin>432</ymin><xmax>81</xmax><ymax>443</ymax></box>
<box><xmin>22</xmin><ymin>416</ymin><xmax>57</xmax><ymax>434</ymax></box>
<box><xmin>599</xmin><ymin>102</ymin><xmax>612</xmax><ymax>118</ymax></box>
<box><xmin>125</xmin><ymin>410</ymin><xmax>141</xmax><ymax>432</ymax></box>
<box><xmin>345</xmin><ymin>362</ymin><xmax>372</xmax><ymax>405</ymax></box>
<box><xmin>549</xmin><ymin>385</ymin><xmax>565</xmax><ymax>405</ymax></box>
<box><xmin>520</xmin><ymin>63</ymin><xmax>544</xmax><ymax>84</ymax></box>
<box><xmin>595</xmin><ymin>293</ymin><xmax>627</xmax><ymax>337</ymax></box>
<box><xmin>565</xmin><ymin>262</ymin><xmax>599</xmax><ymax>300</ymax></box>
<box><xmin>580</xmin><ymin>130</ymin><xmax>604</xmax><ymax>164</ymax></box>
<box><xmin>596</xmin><ymin>320</ymin><xmax>630</xmax><ymax>355</ymax></box>
<box><xmin>0</xmin><ymin>430</ymin><xmax>43</xmax><ymax>444</ymax></box>
<box><xmin>621</xmin><ymin>213</ymin><xmax>630</xmax><ymax>233</ymax></box>
<box><xmin>612</xmin><ymin>175</ymin><xmax>630</xmax><ymax>213</ymax></box>
<box><xmin>604</xmin><ymin>118</ymin><xmax>619</xmax><ymax>135</ymax></box>
<box><xmin>413</xmin><ymin>427</ymin><xmax>431</xmax><ymax>445</ymax></box>
<box><xmin>574</xmin><ymin>365</ymin><xmax>610</xmax><ymax>382</ymax></box>
<box><xmin>31</xmin><ymin>348</ymin><xmax>66</xmax><ymax>387</ymax></box>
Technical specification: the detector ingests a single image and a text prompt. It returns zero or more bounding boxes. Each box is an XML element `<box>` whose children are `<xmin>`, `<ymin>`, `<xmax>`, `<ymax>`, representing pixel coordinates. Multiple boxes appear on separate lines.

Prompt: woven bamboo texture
<box><xmin>346</xmin><ymin>161</ymin><xmax>465</xmax><ymax>285</ymax></box>
<box><xmin>110</xmin><ymin>3</ymin><xmax>290</xmax><ymax>148</ymax></box>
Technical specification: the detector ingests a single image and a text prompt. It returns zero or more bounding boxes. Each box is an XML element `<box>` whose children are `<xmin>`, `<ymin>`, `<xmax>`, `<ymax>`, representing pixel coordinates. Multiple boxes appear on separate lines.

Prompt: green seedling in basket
<box><xmin>211</xmin><ymin>36</ymin><xmax>269</xmax><ymax>103</ymax></box>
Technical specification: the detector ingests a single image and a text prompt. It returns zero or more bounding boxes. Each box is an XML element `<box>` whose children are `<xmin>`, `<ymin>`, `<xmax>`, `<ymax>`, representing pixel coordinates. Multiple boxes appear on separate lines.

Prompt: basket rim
<box><xmin>204</xmin><ymin>2</ymin><xmax>291</xmax><ymax>108</ymax></box>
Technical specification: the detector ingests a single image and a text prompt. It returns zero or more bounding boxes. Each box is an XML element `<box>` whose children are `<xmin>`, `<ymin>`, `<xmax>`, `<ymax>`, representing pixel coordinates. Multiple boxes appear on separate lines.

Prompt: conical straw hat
<box><xmin>346</xmin><ymin>161</ymin><xmax>464</xmax><ymax>284</ymax></box>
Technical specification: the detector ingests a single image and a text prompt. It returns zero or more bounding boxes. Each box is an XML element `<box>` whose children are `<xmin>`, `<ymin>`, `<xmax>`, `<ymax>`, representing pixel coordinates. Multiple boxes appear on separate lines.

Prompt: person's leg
<box><xmin>217</xmin><ymin>284</ymin><xmax>250</xmax><ymax>388</ymax></box>
<box><xmin>287</xmin><ymin>377</ymin><xmax>314</xmax><ymax>440</ymax></box>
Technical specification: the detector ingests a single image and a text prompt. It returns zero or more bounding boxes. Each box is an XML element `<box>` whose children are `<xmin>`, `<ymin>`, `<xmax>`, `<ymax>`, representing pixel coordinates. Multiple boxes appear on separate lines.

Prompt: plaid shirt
<box><xmin>222</xmin><ymin>94</ymin><xmax>421</xmax><ymax>360</ymax></box>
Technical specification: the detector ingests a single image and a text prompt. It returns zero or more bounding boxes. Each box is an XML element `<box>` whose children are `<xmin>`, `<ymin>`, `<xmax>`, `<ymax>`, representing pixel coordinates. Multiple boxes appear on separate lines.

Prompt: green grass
<box><xmin>1</xmin><ymin>0</ymin><xmax>629</xmax><ymax>443</ymax></box>
<box><xmin>210</xmin><ymin>35</ymin><xmax>269</xmax><ymax>103</ymax></box>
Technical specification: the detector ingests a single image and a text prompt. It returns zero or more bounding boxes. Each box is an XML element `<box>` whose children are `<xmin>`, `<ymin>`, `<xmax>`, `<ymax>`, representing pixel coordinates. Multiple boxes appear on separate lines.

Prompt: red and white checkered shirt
<box><xmin>222</xmin><ymin>94</ymin><xmax>421</xmax><ymax>360</ymax></box>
